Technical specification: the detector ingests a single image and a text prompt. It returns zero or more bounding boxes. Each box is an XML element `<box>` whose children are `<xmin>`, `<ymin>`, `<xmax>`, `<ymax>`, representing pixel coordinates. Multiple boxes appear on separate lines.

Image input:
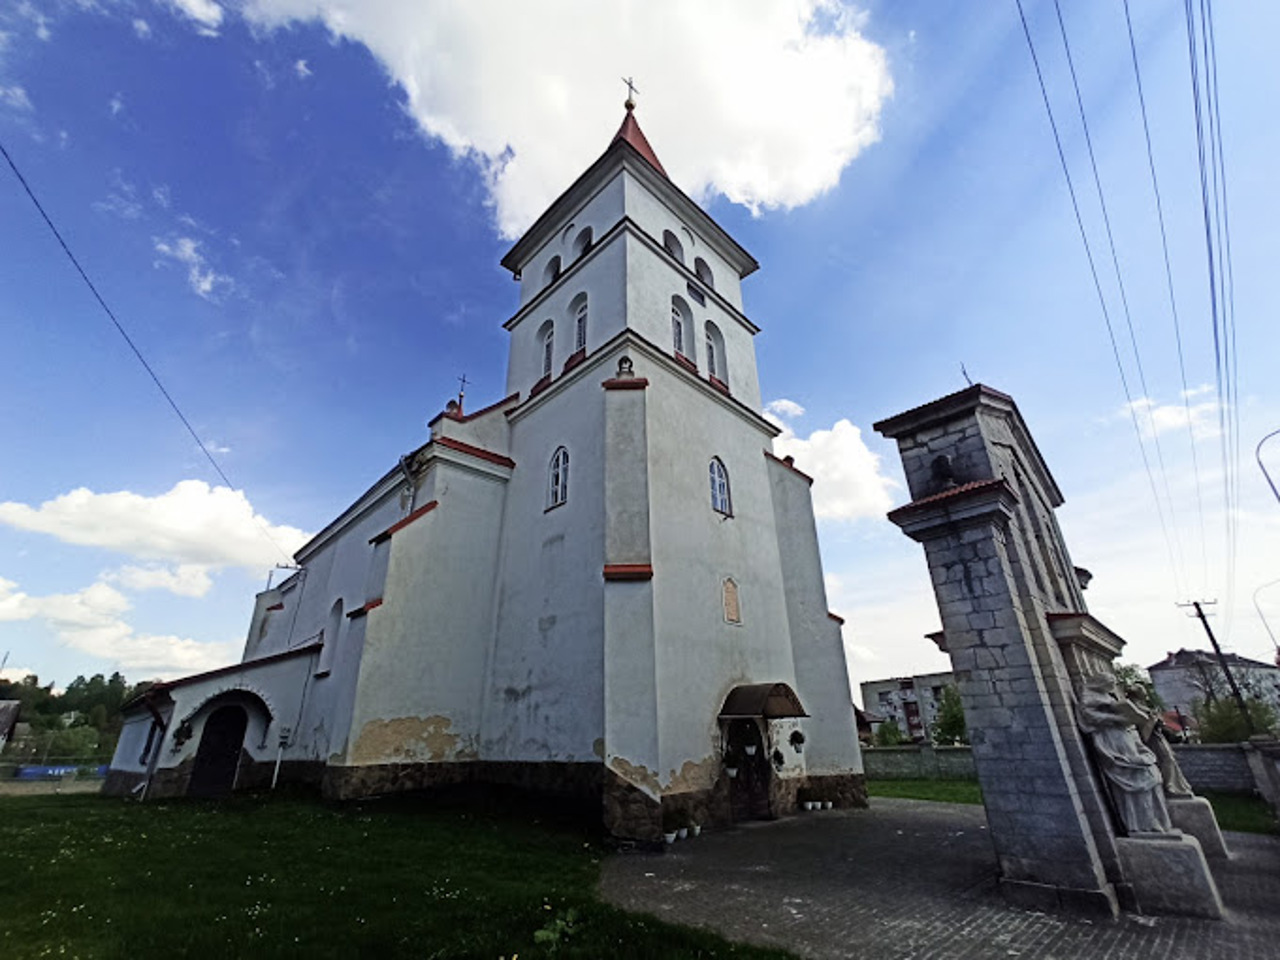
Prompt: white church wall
<box><xmin>620</xmin><ymin>169</ymin><xmax>745</xmax><ymax>313</ymax></box>
<box><xmin>484</xmin><ymin>369</ymin><xmax>608</xmax><ymax>762</ymax></box>
<box><xmin>767</xmin><ymin>456</ymin><xmax>864</xmax><ymax>777</ymax></box>
<box><xmin>505</xmin><ymin>235</ymin><xmax>628</xmax><ymax>399</ymax></box>
<box><xmin>516</xmin><ymin>173</ymin><xmax>625</xmax><ymax>308</ymax></box>
<box><xmin>341</xmin><ymin>459</ymin><xmax>508</xmax><ymax>767</ymax></box>
<box><xmin>112</xmin><ymin>713</ymin><xmax>156</xmax><ymax>775</ymax></box>
<box><xmin>643</xmin><ymin>362</ymin><xmax>799</xmax><ymax>793</ymax></box>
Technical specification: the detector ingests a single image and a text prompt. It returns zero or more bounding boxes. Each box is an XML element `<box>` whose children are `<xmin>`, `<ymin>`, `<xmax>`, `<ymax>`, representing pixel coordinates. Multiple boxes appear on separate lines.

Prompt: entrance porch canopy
<box><xmin>718</xmin><ymin>682</ymin><xmax>808</xmax><ymax>719</ymax></box>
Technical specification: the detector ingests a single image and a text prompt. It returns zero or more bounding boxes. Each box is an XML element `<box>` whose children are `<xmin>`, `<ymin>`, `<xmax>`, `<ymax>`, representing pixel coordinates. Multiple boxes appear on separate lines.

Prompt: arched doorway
<box><xmin>719</xmin><ymin>682</ymin><xmax>809</xmax><ymax>822</ymax></box>
<box><xmin>188</xmin><ymin>705</ymin><xmax>248</xmax><ymax>798</ymax></box>
<box><xmin>724</xmin><ymin>718</ymin><xmax>771</xmax><ymax>821</ymax></box>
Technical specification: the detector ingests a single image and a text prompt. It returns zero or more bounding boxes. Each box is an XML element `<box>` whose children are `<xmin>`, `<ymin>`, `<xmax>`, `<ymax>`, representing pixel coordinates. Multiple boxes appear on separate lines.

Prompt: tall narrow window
<box><xmin>662</xmin><ymin>229</ymin><xmax>685</xmax><ymax>264</ymax></box>
<box><xmin>538</xmin><ymin>321</ymin><xmax>555</xmax><ymax>378</ymax></box>
<box><xmin>543</xmin><ymin>255</ymin><xmax>562</xmax><ymax>287</ymax></box>
<box><xmin>709</xmin><ymin>458</ymin><xmax>731</xmax><ymax>515</ymax></box>
<box><xmin>670</xmin><ymin>295</ymin><xmax>693</xmax><ymax>364</ymax></box>
<box><xmin>549</xmin><ymin>446</ymin><xmax>569</xmax><ymax>508</ymax></box>
<box><xmin>722</xmin><ymin>578</ymin><xmax>741</xmax><ymax>624</ymax></box>
<box><xmin>572</xmin><ymin>227</ymin><xmax>593</xmax><ymax>259</ymax></box>
<box><xmin>573</xmin><ymin>295</ymin><xmax>588</xmax><ymax>352</ymax></box>
<box><xmin>694</xmin><ymin>257</ymin><xmax>714</xmax><ymax>289</ymax></box>
<box><xmin>317</xmin><ymin>598</ymin><xmax>342</xmax><ymax>676</ymax></box>
<box><xmin>705</xmin><ymin>321</ymin><xmax>728</xmax><ymax>387</ymax></box>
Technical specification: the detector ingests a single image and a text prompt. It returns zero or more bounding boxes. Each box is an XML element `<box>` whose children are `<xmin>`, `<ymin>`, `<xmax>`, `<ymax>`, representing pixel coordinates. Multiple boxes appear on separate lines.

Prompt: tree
<box><xmin>874</xmin><ymin>720</ymin><xmax>908</xmax><ymax>747</ymax></box>
<box><xmin>930</xmin><ymin>685</ymin><xmax>968</xmax><ymax>745</ymax></box>
<box><xmin>1193</xmin><ymin>695</ymin><xmax>1279</xmax><ymax>743</ymax></box>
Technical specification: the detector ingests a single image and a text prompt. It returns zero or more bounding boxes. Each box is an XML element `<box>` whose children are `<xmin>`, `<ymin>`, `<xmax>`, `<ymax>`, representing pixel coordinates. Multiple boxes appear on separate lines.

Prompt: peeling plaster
<box><xmin>665</xmin><ymin>755</ymin><xmax>719</xmax><ymax>792</ymax></box>
<box><xmin>350</xmin><ymin>715</ymin><xmax>467</xmax><ymax>765</ymax></box>
<box><xmin>609</xmin><ymin>756</ymin><xmax>660</xmax><ymax>797</ymax></box>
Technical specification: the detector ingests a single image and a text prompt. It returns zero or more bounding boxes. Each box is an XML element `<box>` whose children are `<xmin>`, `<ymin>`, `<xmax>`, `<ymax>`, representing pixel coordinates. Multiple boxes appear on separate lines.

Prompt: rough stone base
<box><xmin>805</xmin><ymin>773</ymin><xmax>869</xmax><ymax>810</ymax></box>
<box><xmin>999</xmin><ymin>877</ymin><xmax>1120</xmax><ymax>918</ymax></box>
<box><xmin>1116</xmin><ymin>834</ymin><xmax>1224</xmax><ymax>919</ymax></box>
<box><xmin>1168</xmin><ymin>796</ymin><xmax>1230</xmax><ymax>859</ymax></box>
<box><xmin>100</xmin><ymin>769</ymin><xmax>146</xmax><ymax>798</ymax></box>
<box><xmin>604</xmin><ymin>770</ymin><xmax>662</xmax><ymax>842</ymax></box>
<box><xmin>322</xmin><ymin>760</ymin><xmax>604</xmax><ymax>806</ymax></box>
<box><xmin>146</xmin><ymin>757</ymin><xmax>194</xmax><ymax>799</ymax></box>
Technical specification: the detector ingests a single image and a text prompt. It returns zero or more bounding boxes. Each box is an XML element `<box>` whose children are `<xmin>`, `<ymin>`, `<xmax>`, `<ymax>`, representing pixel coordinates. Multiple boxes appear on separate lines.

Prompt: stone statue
<box><xmin>1076</xmin><ymin>675</ymin><xmax>1171</xmax><ymax>835</ymax></box>
<box><xmin>1123</xmin><ymin>684</ymin><xmax>1194</xmax><ymax>798</ymax></box>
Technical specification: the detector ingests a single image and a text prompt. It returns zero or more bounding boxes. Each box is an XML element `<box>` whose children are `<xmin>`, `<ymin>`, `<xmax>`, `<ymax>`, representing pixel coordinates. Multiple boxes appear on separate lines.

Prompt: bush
<box><xmin>874</xmin><ymin>721</ymin><xmax>908</xmax><ymax>747</ymax></box>
<box><xmin>1192</xmin><ymin>696</ymin><xmax>1279</xmax><ymax>743</ymax></box>
<box><xmin>930</xmin><ymin>685</ymin><xmax>968</xmax><ymax>745</ymax></box>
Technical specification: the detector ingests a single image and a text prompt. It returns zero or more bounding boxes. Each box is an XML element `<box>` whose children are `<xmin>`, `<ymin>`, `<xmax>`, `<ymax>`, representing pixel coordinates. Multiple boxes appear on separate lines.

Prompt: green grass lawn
<box><xmin>1200</xmin><ymin>791</ymin><xmax>1278</xmax><ymax>835</ymax></box>
<box><xmin>0</xmin><ymin>790</ymin><xmax>795</xmax><ymax>960</ymax></box>
<box><xmin>866</xmin><ymin>779</ymin><xmax>984</xmax><ymax>805</ymax></box>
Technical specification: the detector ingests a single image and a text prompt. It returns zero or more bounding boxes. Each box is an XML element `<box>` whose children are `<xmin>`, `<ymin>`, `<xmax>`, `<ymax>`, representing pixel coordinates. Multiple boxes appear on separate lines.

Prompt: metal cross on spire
<box><xmin>622</xmin><ymin>76</ymin><xmax>639</xmax><ymax>110</ymax></box>
<box><xmin>457</xmin><ymin>373</ymin><xmax>470</xmax><ymax>409</ymax></box>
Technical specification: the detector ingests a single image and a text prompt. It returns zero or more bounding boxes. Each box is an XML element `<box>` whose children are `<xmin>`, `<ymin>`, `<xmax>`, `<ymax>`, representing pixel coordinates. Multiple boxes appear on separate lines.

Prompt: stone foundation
<box><xmin>604</xmin><ymin>769</ymin><xmax>662</xmax><ymax>841</ymax></box>
<box><xmin>805</xmin><ymin>773</ymin><xmax>869</xmax><ymax>809</ymax></box>
<box><xmin>100</xmin><ymin>768</ymin><xmax>146</xmax><ymax>797</ymax></box>
<box><xmin>1116</xmin><ymin>834</ymin><xmax>1224</xmax><ymax>919</ymax></box>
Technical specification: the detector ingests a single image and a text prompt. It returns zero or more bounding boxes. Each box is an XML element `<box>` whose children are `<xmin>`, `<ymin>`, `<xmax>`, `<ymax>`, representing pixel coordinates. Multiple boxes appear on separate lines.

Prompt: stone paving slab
<box><xmin>599</xmin><ymin>798</ymin><xmax>1280</xmax><ymax>960</ymax></box>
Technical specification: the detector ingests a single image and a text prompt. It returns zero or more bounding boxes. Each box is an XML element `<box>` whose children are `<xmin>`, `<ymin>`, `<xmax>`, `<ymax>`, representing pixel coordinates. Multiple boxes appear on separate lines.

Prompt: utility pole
<box><xmin>1178</xmin><ymin>600</ymin><xmax>1255</xmax><ymax>736</ymax></box>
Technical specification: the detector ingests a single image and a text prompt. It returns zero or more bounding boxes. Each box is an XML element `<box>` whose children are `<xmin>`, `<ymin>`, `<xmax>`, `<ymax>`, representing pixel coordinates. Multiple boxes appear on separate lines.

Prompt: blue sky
<box><xmin>1</xmin><ymin>1</ymin><xmax>1277</xmax><ymax>698</ymax></box>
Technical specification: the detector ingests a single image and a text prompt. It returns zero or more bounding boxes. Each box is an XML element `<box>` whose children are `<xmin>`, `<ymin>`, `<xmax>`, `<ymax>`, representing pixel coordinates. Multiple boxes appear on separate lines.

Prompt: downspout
<box><xmin>138</xmin><ymin>691</ymin><xmax>169</xmax><ymax>802</ymax></box>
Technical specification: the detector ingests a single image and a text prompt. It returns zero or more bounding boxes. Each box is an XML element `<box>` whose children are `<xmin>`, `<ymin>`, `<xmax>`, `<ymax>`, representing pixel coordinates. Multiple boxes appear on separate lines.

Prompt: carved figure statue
<box><xmin>1076</xmin><ymin>675</ymin><xmax>1171</xmax><ymax>834</ymax></box>
<box><xmin>1123</xmin><ymin>684</ymin><xmax>1194</xmax><ymax>798</ymax></box>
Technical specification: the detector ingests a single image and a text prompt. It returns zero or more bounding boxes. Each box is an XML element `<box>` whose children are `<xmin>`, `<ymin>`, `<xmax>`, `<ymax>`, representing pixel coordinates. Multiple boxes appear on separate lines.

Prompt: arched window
<box><xmin>671</xmin><ymin>295</ymin><xmax>693</xmax><ymax>362</ymax></box>
<box><xmin>549</xmin><ymin>446</ymin><xmax>569</xmax><ymax>508</ymax></box>
<box><xmin>722</xmin><ymin>578</ymin><xmax>741</xmax><ymax>624</ymax></box>
<box><xmin>662</xmin><ymin>229</ymin><xmax>684</xmax><ymax>264</ymax></box>
<box><xmin>694</xmin><ymin>257</ymin><xmax>714</xmax><ymax>289</ymax></box>
<box><xmin>538</xmin><ymin>320</ymin><xmax>555</xmax><ymax>378</ymax></box>
<box><xmin>705</xmin><ymin>320</ymin><xmax>728</xmax><ymax>387</ymax></box>
<box><xmin>709</xmin><ymin>458</ymin><xmax>731</xmax><ymax>515</ymax></box>
<box><xmin>571</xmin><ymin>293</ymin><xmax>588</xmax><ymax>352</ymax></box>
<box><xmin>572</xmin><ymin>227</ymin><xmax>593</xmax><ymax>259</ymax></box>
<box><xmin>543</xmin><ymin>255</ymin><xmax>562</xmax><ymax>288</ymax></box>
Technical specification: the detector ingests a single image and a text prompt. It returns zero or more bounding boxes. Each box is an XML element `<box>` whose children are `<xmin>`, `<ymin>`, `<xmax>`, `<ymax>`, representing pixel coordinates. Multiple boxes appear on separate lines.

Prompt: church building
<box><xmin>105</xmin><ymin>103</ymin><xmax>866</xmax><ymax>839</ymax></box>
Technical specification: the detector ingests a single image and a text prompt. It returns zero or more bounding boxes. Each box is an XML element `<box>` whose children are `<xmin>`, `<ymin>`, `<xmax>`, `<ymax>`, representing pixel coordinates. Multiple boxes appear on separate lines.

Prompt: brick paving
<box><xmin>599</xmin><ymin>798</ymin><xmax>1280</xmax><ymax>959</ymax></box>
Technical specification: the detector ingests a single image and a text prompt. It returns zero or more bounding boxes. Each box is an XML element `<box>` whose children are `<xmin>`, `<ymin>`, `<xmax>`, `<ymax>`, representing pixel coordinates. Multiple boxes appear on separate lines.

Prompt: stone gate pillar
<box><xmin>874</xmin><ymin>385</ymin><xmax>1122</xmax><ymax>914</ymax></box>
<box><xmin>875</xmin><ymin>384</ymin><xmax>1225</xmax><ymax>919</ymax></box>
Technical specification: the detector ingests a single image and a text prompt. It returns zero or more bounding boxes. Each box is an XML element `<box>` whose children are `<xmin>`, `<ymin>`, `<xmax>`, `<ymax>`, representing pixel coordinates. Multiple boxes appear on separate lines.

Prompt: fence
<box><xmin>861</xmin><ymin>741</ymin><xmax>1276</xmax><ymax>800</ymax></box>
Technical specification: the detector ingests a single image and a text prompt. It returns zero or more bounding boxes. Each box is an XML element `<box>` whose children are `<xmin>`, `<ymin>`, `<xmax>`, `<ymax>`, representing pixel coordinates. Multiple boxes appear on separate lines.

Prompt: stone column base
<box><xmin>999</xmin><ymin>877</ymin><xmax>1120</xmax><ymax>918</ymax></box>
<box><xmin>1168</xmin><ymin>797</ymin><xmax>1230</xmax><ymax>859</ymax></box>
<box><xmin>1116</xmin><ymin>834</ymin><xmax>1224</xmax><ymax>919</ymax></box>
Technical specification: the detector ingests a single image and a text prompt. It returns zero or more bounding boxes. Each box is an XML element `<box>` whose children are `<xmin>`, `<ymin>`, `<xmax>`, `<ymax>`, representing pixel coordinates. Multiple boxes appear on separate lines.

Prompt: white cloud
<box><xmin>107</xmin><ymin>564</ymin><xmax>214</xmax><ymax>598</ymax></box>
<box><xmin>133</xmin><ymin>18</ymin><xmax>152</xmax><ymax>39</ymax></box>
<box><xmin>109</xmin><ymin>93</ymin><xmax>124</xmax><ymax>116</ymax></box>
<box><xmin>167</xmin><ymin>0</ymin><xmax>224</xmax><ymax>36</ymax></box>
<box><xmin>765</xmin><ymin>398</ymin><xmax>807</xmax><ymax>420</ymax></box>
<box><xmin>0</xmin><ymin>480</ymin><xmax>310</xmax><ymax>573</ymax></box>
<box><xmin>152</xmin><ymin>184</ymin><xmax>172</xmax><ymax>208</ymax></box>
<box><xmin>766</xmin><ymin>400</ymin><xmax>896</xmax><ymax>521</ymax></box>
<box><xmin>294</xmin><ymin>58</ymin><xmax>311</xmax><ymax>79</ymax></box>
<box><xmin>17</xmin><ymin>2</ymin><xmax>51</xmax><ymax>42</ymax></box>
<box><xmin>0</xmin><ymin>577</ymin><xmax>236</xmax><ymax>678</ymax></box>
<box><xmin>242</xmin><ymin>0</ymin><xmax>894</xmax><ymax>237</ymax></box>
<box><xmin>1121</xmin><ymin>391</ymin><xmax>1222</xmax><ymax>441</ymax></box>
<box><xmin>1</xmin><ymin>665</ymin><xmax>38</xmax><ymax>683</ymax></box>
<box><xmin>0</xmin><ymin>84</ymin><xmax>33</xmax><ymax>112</ymax></box>
<box><xmin>153</xmin><ymin>235</ymin><xmax>234</xmax><ymax>299</ymax></box>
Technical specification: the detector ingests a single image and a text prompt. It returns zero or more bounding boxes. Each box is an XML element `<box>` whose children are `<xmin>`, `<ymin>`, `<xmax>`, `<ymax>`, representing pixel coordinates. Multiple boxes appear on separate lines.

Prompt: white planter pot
<box><xmin>664</xmin><ymin>831</ymin><xmax>677</xmax><ymax>844</ymax></box>
<box><xmin>691</xmin><ymin>824</ymin><xmax>702</xmax><ymax>837</ymax></box>
<box><xmin>823</xmin><ymin>801</ymin><xmax>833</xmax><ymax>810</ymax></box>
<box><xmin>726</xmin><ymin>767</ymin><xmax>739</xmax><ymax>778</ymax></box>
<box><xmin>744</xmin><ymin>745</ymin><xmax>758</xmax><ymax>757</ymax></box>
<box><xmin>677</xmin><ymin>827</ymin><xmax>688</xmax><ymax>840</ymax></box>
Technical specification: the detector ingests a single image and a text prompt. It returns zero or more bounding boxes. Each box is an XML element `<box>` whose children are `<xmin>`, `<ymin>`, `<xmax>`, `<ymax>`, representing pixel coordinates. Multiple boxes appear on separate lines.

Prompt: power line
<box><xmin>0</xmin><ymin>136</ymin><xmax>294</xmax><ymax>566</ymax></box>
<box><xmin>1050</xmin><ymin>0</ymin><xmax>1188</xmax><ymax>596</ymax></box>
<box><xmin>1122</xmin><ymin>0</ymin><xmax>1210</xmax><ymax>589</ymax></box>
<box><xmin>1183</xmin><ymin>0</ymin><xmax>1240</xmax><ymax>638</ymax></box>
<box><xmin>1013</xmin><ymin>0</ymin><xmax>1184</xmax><ymax>599</ymax></box>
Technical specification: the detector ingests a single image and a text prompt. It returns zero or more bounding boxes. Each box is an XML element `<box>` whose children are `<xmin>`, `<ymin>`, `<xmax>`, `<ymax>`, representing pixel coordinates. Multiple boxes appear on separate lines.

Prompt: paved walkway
<box><xmin>599</xmin><ymin>798</ymin><xmax>1280</xmax><ymax>960</ymax></box>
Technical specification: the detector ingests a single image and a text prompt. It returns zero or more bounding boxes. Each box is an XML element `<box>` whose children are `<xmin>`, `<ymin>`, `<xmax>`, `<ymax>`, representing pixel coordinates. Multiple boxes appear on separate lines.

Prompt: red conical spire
<box><xmin>611</xmin><ymin>100</ymin><xmax>667</xmax><ymax>178</ymax></box>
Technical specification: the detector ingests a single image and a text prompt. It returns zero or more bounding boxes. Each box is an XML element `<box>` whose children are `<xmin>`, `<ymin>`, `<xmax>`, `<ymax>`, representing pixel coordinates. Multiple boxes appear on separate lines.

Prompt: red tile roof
<box><xmin>612</xmin><ymin>106</ymin><xmax>667</xmax><ymax>177</ymax></box>
<box><xmin>887</xmin><ymin>478</ymin><xmax>1012</xmax><ymax>519</ymax></box>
